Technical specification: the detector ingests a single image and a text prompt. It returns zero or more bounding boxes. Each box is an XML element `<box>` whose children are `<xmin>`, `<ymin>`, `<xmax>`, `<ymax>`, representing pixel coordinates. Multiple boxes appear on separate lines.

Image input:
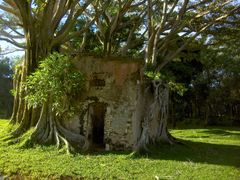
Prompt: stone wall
<box><xmin>65</xmin><ymin>56</ymin><xmax>143</xmax><ymax>150</ymax></box>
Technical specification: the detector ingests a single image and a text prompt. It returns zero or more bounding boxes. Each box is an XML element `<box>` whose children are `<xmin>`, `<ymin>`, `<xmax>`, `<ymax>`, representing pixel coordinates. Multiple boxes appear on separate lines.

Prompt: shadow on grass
<box><xmin>200</xmin><ymin>129</ymin><xmax>240</xmax><ymax>136</ymax></box>
<box><xmin>139</xmin><ymin>140</ymin><xmax>240</xmax><ymax>168</ymax></box>
<box><xmin>179</xmin><ymin>129</ymin><xmax>240</xmax><ymax>139</ymax></box>
<box><xmin>173</xmin><ymin>126</ymin><xmax>240</xmax><ymax>131</ymax></box>
<box><xmin>88</xmin><ymin>139</ymin><xmax>240</xmax><ymax>168</ymax></box>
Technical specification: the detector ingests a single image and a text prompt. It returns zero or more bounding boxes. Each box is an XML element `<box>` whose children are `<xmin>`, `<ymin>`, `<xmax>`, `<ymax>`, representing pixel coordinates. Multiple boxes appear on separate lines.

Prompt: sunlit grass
<box><xmin>0</xmin><ymin>119</ymin><xmax>240</xmax><ymax>179</ymax></box>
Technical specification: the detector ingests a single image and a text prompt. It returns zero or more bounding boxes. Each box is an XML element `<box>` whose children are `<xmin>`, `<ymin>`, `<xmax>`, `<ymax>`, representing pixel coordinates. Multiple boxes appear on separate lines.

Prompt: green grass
<box><xmin>0</xmin><ymin>119</ymin><xmax>240</xmax><ymax>179</ymax></box>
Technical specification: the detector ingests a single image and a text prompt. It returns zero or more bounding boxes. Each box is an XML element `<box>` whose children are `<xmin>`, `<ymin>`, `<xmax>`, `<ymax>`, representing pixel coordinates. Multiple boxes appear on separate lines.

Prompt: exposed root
<box><xmin>58</xmin><ymin>133</ymin><xmax>72</xmax><ymax>154</ymax></box>
<box><xmin>8</xmin><ymin>94</ymin><xmax>89</xmax><ymax>153</ymax></box>
<box><xmin>55</xmin><ymin>119</ymin><xmax>88</xmax><ymax>151</ymax></box>
<box><xmin>167</xmin><ymin>132</ymin><xmax>184</xmax><ymax>145</ymax></box>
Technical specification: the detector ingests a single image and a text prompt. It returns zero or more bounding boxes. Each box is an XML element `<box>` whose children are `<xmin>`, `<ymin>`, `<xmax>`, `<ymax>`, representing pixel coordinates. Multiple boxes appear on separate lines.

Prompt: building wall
<box><xmin>68</xmin><ymin>57</ymin><xmax>143</xmax><ymax>150</ymax></box>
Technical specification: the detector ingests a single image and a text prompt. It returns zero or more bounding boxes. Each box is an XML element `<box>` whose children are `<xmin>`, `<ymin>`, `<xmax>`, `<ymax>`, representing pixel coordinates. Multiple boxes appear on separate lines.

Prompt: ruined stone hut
<box><xmin>63</xmin><ymin>57</ymin><xmax>145</xmax><ymax>150</ymax></box>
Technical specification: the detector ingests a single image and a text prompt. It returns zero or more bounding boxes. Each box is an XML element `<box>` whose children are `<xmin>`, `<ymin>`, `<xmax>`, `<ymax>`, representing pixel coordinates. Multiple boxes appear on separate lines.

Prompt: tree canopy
<box><xmin>1</xmin><ymin>0</ymin><xmax>239</xmax><ymax>67</ymax></box>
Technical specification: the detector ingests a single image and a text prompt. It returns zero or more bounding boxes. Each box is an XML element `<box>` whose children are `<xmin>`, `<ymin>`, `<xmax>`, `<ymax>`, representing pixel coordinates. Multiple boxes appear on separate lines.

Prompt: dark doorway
<box><xmin>90</xmin><ymin>103</ymin><xmax>106</xmax><ymax>147</ymax></box>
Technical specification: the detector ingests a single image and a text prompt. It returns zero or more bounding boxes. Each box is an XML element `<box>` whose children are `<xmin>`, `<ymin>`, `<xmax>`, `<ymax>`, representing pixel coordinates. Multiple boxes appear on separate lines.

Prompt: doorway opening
<box><xmin>90</xmin><ymin>102</ymin><xmax>106</xmax><ymax>148</ymax></box>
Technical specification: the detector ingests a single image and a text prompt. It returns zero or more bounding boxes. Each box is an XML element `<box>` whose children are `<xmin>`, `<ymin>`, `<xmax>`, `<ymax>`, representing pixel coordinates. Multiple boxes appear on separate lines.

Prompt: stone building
<box><xmin>64</xmin><ymin>56</ymin><xmax>144</xmax><ymax>151</ymax></box>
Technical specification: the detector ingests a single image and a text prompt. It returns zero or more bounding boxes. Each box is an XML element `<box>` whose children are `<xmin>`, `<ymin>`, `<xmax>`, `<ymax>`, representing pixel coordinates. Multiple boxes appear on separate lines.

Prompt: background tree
<box><xmin>0</xmin><ymin>55</ymin><xmax>13</xmax><ymax>118</ymax></box>
<box><xmin>166</xmin><ymin>10</ymin><xmax>240</xmax><ymax>127</ymax></box>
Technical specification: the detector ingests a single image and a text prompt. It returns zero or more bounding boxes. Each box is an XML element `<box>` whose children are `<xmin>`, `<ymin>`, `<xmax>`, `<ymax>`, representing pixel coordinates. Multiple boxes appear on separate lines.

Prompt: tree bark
<box><xmin>135</xmin><ymin>78</ymin><xmax>176</xmax><ymax>151</ymax></box>
<box><xmin>10</xmin><ymin>65</ymin><xmax>22</xmax><ymax>124</ymax></box>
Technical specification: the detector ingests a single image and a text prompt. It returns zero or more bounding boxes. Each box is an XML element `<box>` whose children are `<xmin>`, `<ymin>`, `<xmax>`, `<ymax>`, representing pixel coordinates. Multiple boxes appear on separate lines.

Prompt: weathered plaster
<box><xmin>65</xmin><ymin>57</ymin><xmax>143</xmax><ymax>150</ymax></box>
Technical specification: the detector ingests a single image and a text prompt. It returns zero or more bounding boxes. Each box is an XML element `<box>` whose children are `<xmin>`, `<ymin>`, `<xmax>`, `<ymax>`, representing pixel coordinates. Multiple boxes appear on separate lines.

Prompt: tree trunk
<box><xmin>10</xmin><ymin>65</ymin><xmax>22</xmax><ymax>124</ymax></box>
<box><xmin>135</xmin><ymin>79</ymin><xmax>176</xmax><ymax>151</ymax></box>
<box><xmin>11</xmin><ymin>36</ymin><xmax>44</xmax><ymax>135</ymax></box>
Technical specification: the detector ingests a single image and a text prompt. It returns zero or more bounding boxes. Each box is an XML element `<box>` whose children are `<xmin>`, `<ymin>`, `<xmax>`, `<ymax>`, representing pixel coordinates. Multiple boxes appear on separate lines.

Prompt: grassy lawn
<box><xmin>0</xmin><ymin>119</ymin><xmax>240</xmax><ymax>179</ymax></box>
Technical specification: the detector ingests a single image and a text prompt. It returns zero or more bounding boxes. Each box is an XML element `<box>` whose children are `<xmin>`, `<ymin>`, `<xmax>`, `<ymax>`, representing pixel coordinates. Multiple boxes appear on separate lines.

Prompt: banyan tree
<box><xmin>0</xmin><ymin>0</ymin><xmax>239</xmax><ymax>152</ymax></box>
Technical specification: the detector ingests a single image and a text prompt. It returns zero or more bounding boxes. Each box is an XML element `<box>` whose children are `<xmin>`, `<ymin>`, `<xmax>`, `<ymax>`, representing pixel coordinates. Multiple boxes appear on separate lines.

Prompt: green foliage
<box><xmin>0</xmin><ymin>119</ymin><xmax>240</xmax><ymax>179</ymax></box>
<box><xmin>144</xmin><ymin>71</ymin><xmax>161</xmax><ymax>80</ymax></box>
<box><xmin>145</xmin><ymin>71</ymin><xmax>187</xmax><ymax>96</ymax></box>
<box><xmin>0</xmin><ymin>57</ymin><xmax>14</xmax><ymax>118</ymax></box>
<box><xmin>25</xmin><ymin>52</ymin><xmax>85</xmax><ymax>117</ymax></box>
<box><xmin>168</xmin><ymin>81</ymin><xmax>187</xmax><ymax>96</ymax></box>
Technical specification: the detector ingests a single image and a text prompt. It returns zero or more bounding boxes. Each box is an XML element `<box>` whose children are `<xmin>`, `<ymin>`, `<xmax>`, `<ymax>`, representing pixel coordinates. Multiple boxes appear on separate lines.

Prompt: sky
<box><xmin>0</xmin><ymin>0</ymin><xmax>24</xmax><ymax>59</ymax></box>
<box><xmin>0</xmin><ymin>41</ymin><xmax>25</xmax><ymax>59</ymax></box>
